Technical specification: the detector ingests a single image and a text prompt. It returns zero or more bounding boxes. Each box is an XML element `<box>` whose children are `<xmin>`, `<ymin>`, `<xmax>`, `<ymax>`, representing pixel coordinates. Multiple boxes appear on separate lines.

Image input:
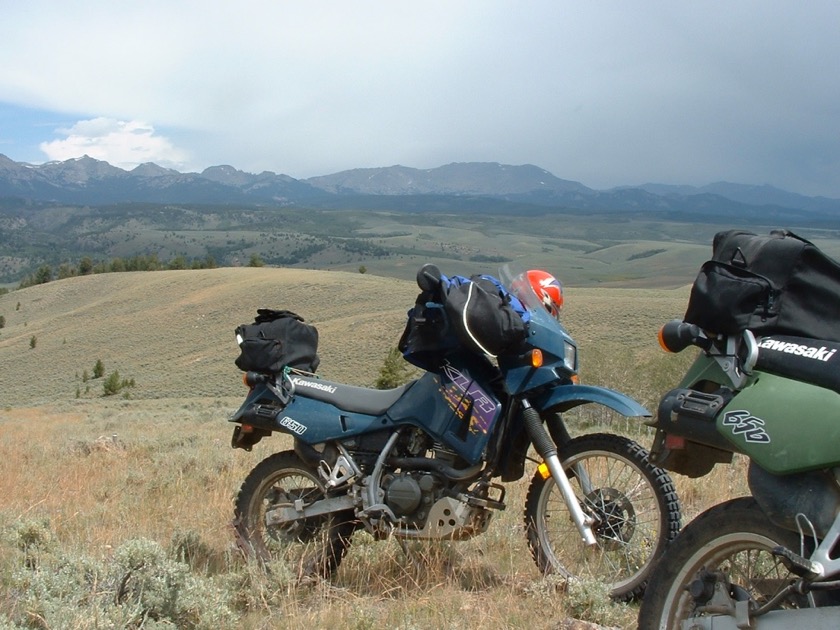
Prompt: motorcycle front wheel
<box><xmin>234</xmin><ymin>450</ymin><xmax>356</xmax><ymax>577</ymax></box>
<box><xmin>638</xmin><ymin>497</ymin><xmax>823</xmax><ymax>630</ymax></box>
<box><xmin>524</xmin><ymin>432</ymin><xmax>681</xmax><ymax>601</ymax></box>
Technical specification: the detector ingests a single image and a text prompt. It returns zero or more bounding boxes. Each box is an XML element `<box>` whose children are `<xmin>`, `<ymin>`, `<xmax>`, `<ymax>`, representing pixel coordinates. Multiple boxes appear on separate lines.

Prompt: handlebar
<box><xmin>416</xmin><ymin>264</ymin><xmax>443</xmax><ymax>292</ymax></box>
<box><xmin>658</xmin><ymin>320</ymin><xmax>712</xmax><ymax>353</ymax></box>
<box><xmin>244</xmin><ymin>371</ymin><xmax>273</xmax><ymax>387</ymax></box>
<box><xmin>658</xmin><ymin>320</ymin><xmax>759</xmax><ymax>375</ymax></box>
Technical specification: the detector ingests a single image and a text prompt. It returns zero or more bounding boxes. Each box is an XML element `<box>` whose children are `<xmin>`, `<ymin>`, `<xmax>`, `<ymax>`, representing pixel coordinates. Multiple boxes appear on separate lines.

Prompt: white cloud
<box><xmin>1</xmin><ymin>1</ymin><xmax>838</xmax><ymax>194</ymax></box>
<box><xmin>39</xmin><ymin>118</ymin><xmax>189</xmax><ymax>170</ymax></box>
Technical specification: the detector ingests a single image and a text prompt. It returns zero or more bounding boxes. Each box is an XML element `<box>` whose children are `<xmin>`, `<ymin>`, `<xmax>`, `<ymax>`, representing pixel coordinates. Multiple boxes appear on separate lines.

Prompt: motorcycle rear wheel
<box><xmin>637</xmin><ymin>497</ymin><xmax>819</xmax><ymax>630</ymax></box>
<box><xmin>524</xmin><ymin>432</ymin><xmax>681</xmax><ymax>600</ymax></box>
<box><xmin>234</xmin><ymin>450</ymin><xmax>356</xmax><ymax>578</ymax></box>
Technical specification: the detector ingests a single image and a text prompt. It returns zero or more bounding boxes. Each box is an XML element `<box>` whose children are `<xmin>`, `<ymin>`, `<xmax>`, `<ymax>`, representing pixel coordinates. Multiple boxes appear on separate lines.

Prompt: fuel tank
<box><xmin>386</xmin><ymin>356</ymin><xmax>503</xmax><ymax>464</ymax></box>
<box><xmin>718</xmin><ymin>371</ymin><xmax>840</xmax><ymax>474</ymax></box>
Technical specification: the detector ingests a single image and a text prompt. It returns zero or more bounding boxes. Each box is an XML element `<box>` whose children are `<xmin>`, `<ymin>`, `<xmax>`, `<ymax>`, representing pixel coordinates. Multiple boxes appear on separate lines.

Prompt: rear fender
<box><xmin>531</xmin><ymin>384</ymin><xmax>651</xmax><ymax>418</ymax></box>
<box><xmin>229</xmin><ymin>382</ymin><xmax>285</xmax><ymax>431</ymax></box>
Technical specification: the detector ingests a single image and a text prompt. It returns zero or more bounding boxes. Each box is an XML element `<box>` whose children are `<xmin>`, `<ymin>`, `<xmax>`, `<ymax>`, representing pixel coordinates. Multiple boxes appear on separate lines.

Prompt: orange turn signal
<box><xmin>531</xmin><ymin>349</ymin><xmax>544</xmax><ymax>368</ymax></box>
<box><xmin>657</xmin><ymin>325</ymin><xmax>672</xmax><ymax>353</ymax></box>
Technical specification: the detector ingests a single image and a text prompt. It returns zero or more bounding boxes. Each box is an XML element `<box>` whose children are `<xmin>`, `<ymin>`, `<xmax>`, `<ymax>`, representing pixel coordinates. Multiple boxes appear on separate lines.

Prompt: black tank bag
<box><xmin>684</xmin><ymin>229</ymin><xmax>840</xmax><ymax>341</ymax></box>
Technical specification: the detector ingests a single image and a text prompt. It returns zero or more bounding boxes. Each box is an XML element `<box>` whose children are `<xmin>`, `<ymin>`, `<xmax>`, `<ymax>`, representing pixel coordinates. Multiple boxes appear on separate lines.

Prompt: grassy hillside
<box><xmin>0</xmin><ymin>268</ymin><xmax>725</xmax><ymax>628</ymax></box>
<box><xmin>0</xmin><ymin>266</ymin><xmax>692</xmax><ymax>408</ymax></box>
<box><xmin>0</xmin><ymin>268</ymin><xmax>421</xmax><ymax>407</ymax></box>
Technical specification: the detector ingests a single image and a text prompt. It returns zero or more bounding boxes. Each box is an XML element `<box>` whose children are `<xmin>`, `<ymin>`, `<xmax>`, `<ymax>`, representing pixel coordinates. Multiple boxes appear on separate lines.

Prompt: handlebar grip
<box><xmin>658</xmin><ymin>320</ymin><xmax>710</xmax><ymax>353</ymax></box>
<box><xmin>417</xmin><ymin>264</ymin><xmax>443</xmax><ymax>292</ymax></box>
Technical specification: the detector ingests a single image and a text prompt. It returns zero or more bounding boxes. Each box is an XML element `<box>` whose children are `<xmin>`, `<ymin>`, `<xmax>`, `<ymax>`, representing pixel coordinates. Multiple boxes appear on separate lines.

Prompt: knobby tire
<box><xmin>524</xmin><ymin>432</ymin><xmax>681</xmax><ymax>601</ymax></box>
<box><xmin>234</xmin><ymin>450</ymin><xmax>356</xmax><ymax>578</ymax></box>
<box><xmin>637</xmin><ymin>496</ymin><xmax>825</xmax><ymax>630</ymax></box>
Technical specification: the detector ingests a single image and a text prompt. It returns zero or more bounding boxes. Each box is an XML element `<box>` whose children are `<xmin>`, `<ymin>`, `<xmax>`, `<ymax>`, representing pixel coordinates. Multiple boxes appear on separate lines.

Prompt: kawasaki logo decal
<box><xmin>722</xmin><ymin>410</ymin><xmax>770</xmax><ymax>444</ymax></box>
<box><xmin>291</xmin><ymin>377</ymin><xmax>337</xmax><ymax>394</ymax></box>
<box><xmin>758</xmin><ymin>338</ymin><xmax>837</xmax><ymax>362</ymax></box>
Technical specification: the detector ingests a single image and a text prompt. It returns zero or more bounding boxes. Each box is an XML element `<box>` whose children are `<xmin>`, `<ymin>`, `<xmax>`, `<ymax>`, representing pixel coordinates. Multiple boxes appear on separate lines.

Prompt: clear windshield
<box><xmin>499</xmin><ymin>262</ymin><xmax>545</xmax><ymax>314</ymax></box>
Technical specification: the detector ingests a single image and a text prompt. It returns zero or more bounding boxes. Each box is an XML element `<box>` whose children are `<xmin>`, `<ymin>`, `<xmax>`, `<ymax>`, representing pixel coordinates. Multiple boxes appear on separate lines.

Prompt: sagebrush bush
<box><xmin>565</xmin><ymin>577</ymin><xmax>632</xmax><ymax>627</ymax></box>
<box><xmin>113</xmin><ymin>538</ymin><xmax>187</xmax><ymax>619</ymax></box>
<box><xmin>1</xmin><ymin>520</ymin><xmax>237</xmax><ymax>630</ymax></box>
<box><xmin>169</xmin><ymin>529</ymin><xmax>224</xmax><ymax>575</ymax></box>
<box><xmin>12</xmin><ymin>518</ymin><xmax>54</xmax><ymax>554</ymax></box>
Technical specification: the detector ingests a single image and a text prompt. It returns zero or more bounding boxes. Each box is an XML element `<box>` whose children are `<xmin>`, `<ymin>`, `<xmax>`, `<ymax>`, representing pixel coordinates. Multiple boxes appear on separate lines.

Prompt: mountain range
<box><xmin>1</xmin><ymin>153</ymin><xmax>838</xmax><ymax>223</ymax></box>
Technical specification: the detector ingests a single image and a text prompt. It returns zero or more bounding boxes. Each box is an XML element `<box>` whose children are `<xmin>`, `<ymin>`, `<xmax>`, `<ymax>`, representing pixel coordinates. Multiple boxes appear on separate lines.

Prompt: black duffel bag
<box><xmin>684</xmin><ymin>229</ymin><xmax>840</xmax><ymax>341</ymax></box>
<box><xmin>443</xmin><ymin>274</ymin><xmax>528</xmax><ymax>357</ymax></box>
<box><xmin>234</xmin><ymin>309</ymin><xmax>319</xmax><ymax>373</ymax></box>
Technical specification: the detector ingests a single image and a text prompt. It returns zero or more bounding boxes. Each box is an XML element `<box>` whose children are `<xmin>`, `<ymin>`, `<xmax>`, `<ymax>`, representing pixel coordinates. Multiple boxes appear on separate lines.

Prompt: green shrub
<box><xmin>103</xmin><ymin>371</ymin><xmax>122</xmax><ymax>396</ymax></box>
<box><xmin>103</xmin><ymin>371</ymin><xmax>136</xmax><ymax>397</ymax></box>
<box><xmin>12</xmin><ymin>518</ymin><xmax>54</xmax><ymax>564</ymax></box>
<box><xmin>375</xmin><ymin>347</ymin><xmax>416</xmax><ymax>389</ymax></box>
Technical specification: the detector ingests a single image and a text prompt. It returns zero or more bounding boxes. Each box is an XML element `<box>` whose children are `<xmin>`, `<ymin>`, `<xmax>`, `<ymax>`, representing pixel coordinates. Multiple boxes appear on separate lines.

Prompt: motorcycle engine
<box><xmin>383</xmin><ymin>471</ymin><xmax>438</xmax><ymax>519</ymax></box>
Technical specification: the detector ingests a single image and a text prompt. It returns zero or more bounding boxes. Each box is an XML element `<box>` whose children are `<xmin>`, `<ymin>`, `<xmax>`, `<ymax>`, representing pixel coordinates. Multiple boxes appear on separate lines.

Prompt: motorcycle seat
<box><xmin>755</xmin><ymin>335</ymin><xmax>840</xmax><ymax>394</ymax></box>
<box><xmin>291</xmin><ymin>375</ymin><xmax>416</xmax><ymax>415</ymax></box>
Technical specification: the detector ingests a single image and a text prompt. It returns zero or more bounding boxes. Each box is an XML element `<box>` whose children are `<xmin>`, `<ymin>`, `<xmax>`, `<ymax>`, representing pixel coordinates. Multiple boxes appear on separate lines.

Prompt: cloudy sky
<box><xmin>0</xmin><ymin>1</ymin><xmax>838</xmax><ymax>197</ymax></box>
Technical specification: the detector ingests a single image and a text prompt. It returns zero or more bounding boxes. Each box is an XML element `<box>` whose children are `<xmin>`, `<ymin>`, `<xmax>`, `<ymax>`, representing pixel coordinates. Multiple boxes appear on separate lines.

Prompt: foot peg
<box><xmin>772</xmin><ymin>545</ymin><xmax>821</xmax><ymax>579</ymax></box>
<box><xmin>318</xmin><ymin>454</ymin><xmax>357</xmax><ymax>489</ymax></box>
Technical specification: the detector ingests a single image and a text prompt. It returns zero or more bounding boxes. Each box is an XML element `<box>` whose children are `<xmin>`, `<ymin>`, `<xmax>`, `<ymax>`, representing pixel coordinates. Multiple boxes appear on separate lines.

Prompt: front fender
<box><xmin>531</xmin><ymin>384</ymin><xmax>651</xmax><ymax>418</ymax></box>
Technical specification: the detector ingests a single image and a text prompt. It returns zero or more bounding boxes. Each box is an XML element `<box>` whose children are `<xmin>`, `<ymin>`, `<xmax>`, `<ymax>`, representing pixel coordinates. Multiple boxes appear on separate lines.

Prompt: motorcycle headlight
<box><xmin>563</xmin><ymin>340</ymin><xmax>577</xmax><ymax>372</ymax></box>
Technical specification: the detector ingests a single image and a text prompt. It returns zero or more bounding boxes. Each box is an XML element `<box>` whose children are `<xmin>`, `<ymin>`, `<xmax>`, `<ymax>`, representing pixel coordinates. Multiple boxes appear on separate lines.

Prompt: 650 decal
<box><xmin>721</xmin><ymin>410</ymin><xmax>770</xmax><ymax>444</ymax></box>
<box><xmin>278</xmin><ymin>415</ymin><xmax>307</xmax><ymax>435</ymax></box>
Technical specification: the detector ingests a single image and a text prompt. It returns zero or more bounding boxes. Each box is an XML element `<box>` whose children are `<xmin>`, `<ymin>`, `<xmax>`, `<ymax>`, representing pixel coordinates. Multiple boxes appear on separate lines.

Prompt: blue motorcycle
<box><xmin>228</xmin><ymin>264</ymin><xmax>680</xmax><ymax>599</ymax></box>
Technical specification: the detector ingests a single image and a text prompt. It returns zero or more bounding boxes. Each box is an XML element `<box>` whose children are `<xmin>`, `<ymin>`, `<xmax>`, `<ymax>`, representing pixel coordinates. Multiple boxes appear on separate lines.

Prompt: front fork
<box><xmin>521</xmin><ymin>399</ymin><xmax>597</xmax><ymax>546</ymax></box>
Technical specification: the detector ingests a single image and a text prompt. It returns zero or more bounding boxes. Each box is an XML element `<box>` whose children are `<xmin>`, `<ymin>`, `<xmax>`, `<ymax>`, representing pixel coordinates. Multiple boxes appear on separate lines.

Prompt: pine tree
<box><xmin>375</xmin><ymin>347</ymin><xmax>413</xmax><ymax>389</ymax></box>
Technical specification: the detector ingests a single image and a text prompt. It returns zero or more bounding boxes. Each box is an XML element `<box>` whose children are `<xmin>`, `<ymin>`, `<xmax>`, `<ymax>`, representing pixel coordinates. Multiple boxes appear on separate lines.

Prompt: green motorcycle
<box><xmin>638</xmin><ymin>229</ymin><xmax>840</xmax><ymax>629</ymax></box>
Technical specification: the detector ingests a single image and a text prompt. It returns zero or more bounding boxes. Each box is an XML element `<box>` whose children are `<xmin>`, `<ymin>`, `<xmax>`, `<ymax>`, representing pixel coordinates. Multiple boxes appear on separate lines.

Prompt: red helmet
<box><xmin>527</xmin><ymin>269</ymin><xmax>563</xmax><ymax>319</ymax></box>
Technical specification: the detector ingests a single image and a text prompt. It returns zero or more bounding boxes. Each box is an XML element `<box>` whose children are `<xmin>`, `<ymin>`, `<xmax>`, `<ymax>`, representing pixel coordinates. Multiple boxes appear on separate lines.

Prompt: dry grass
<box><xmin>0</xmin><ymin>268</ymin><xmax>752</xmax><ymax>628</ymax></box>
<box><xmin>0</xmin><ymin>268</ymin><xmax>691</xmax><ymax>407</ymax></box>
<box><xmin>0</xmin><ymin>268</ymin><xmax>420</xmax><ymax>406</ymax></box>
<box><xmin>0</xmin><ymin>401</ymin><xmax>639</xmax><ymax>628</ymax></box>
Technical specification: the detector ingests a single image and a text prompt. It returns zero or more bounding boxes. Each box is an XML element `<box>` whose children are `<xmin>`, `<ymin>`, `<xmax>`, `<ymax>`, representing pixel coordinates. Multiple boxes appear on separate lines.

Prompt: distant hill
<box><xmin>2</xmin><ymin>154</ymin><xmax>838</xmax><ymax>220</ymax></box>
<box><xmin>3</xmin><ymin>153</ymin><xmax>840</xmax><ymax>288</ymax></box>
<box><xmin>633</xmin><ymin>181</ymin><xmax>840</xmax><ymax>215</ymax></box>
<box><xmin>0</xmin><ymin>267</ymin><xmax>688</xmax><ymax>408</ymax></box>
<box><xmin>0</xmin><ymin>267</ymin><xmax>420</xmax><ymax>407</ymax></box>
<box><xmin>0</xmin><ymin>154</ymin><xmax>323</xmax><ymax>205</ymax></box>
<box><xmin>306</xmin><ymin>162</ymin><xmax>590</xmax><ymax>196</ymax></box>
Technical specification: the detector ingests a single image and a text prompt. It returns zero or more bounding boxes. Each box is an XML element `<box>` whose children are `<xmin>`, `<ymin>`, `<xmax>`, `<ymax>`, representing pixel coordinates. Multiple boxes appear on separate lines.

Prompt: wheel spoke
<box><xmin>235</xmin><ymin>451</ymin><xmax>355</xmax><ymax>578</ymax></box>
<box><xmin>524</xmin><ymin>433</ymin><xmax>680</xmax><ymax>600</ymax></box>
<box><xmin>637</xmin><ymin>498</ymin><xmax>819</xmax><ymax>629</ymax></box>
